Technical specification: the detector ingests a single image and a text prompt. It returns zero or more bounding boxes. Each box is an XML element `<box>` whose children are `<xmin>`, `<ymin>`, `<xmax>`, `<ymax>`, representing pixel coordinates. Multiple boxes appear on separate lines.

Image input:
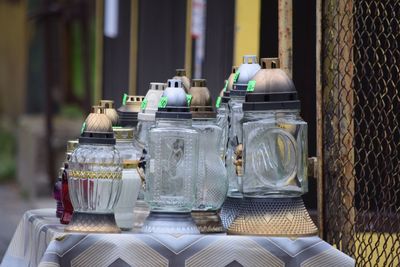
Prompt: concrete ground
<box><xmin>0</xmin><ymin>183</ymin><xmax>53</xmax><ymax>261</ymax></box>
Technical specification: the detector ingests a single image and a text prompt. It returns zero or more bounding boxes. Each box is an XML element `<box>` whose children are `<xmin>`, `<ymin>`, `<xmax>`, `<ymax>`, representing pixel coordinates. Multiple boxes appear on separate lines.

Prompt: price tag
<box><xmin>158</xmin><ymin>96</ymin><xmax>168</xmax><ymax>108</ymax></box>
<box><xmin>223</xmin><ymin>80</ymin><xmax>228</xmax><ymax>91</ymax></box>
<box><xmin>141</xmin><ymin>98</ymin><xmax>148</xmax><ymax>110</ymax></box>
<box><xmin>186</xmin><ymin>94</ymin><xmax>193</xmax><ymax>106</ymax></box>
<box><xmin>233</xmin><ymin>71</ymin><xmax>240</xmax><ymax>83</ymax></box>
<box><xmin>246</xmin><ymin>80</ymin><xmax>256</xmax><ymax>92</ymax></box>
<box><xmin>216</xmin><ymin>96</ymin><xmax>222</xmax><ymax>108</ymax></box>
<box><xmin>122</xmin><ymin>93</ymin><xmax>128</xmax><ymax>105</ymax></box>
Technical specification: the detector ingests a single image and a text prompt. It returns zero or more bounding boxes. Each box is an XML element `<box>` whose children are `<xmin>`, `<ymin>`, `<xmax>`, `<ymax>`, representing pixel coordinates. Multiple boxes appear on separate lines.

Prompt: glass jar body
<box><xmin>216</xmin><ymin>103</ymin><xmax>229</xmax><ymax>163</ymax></box>
<box><xmin>114</xmin><ymin>139</ymin><xmax>142</xmax><ymax>229</ymax></box>
<box><xmin>226</xmin><ymin>96</ymin><xmax>245</xmax><ymax>197</ymax></box>
<box><xmin>242</xmin><ymin>110</ymin><xmax>308</xmax><ymax>197</ymax></box>
<box><xmin>68</xmin><ymin>144</ymin><xmax>122</xmax><ymax>213</ymax></box>
<box><xmin>145</xmin><ymin>119</ymin><xmax>199</xmax><ymax>213</ymax></box>
<box><xmin>192</xmin><ymin>119</ymin><xmax>228</xmax><ymax>211</ymax></box>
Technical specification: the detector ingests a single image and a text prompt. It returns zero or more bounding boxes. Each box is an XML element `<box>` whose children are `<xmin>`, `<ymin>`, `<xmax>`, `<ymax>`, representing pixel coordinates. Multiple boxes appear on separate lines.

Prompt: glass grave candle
<box><xmin>53</xmin><ymin>168</ymin><xmax>63</xmax><ymax>218</ymax></box>
<box><xmin>134</xmin><ymin>83</ymin><xmax>166</xmax><ymax>230</ymax></box>
<box><xmin>220</xmin><ymin>55</ymin><xmax>261</xmax><ymax>229</ymax></box>
<box><xmin>100</xmin><ymin>100</ymin><xmax>119</xmax><ymax>126</ymax></box>
<box><xmin>60</xmin><ymin>140</ymin><xmax>78</xmax><ymax>224</ymax></box>
<box><xmin>228</xmin><ymin>59</ymin><xmax>317</xmax><ymax>236</ymax></box>
<box><xmin>189</xmin><ymin>79</ymin><xmax>228</xmax><ymax>233</ymax></box>
<box><xmin>117</xmin><ymin>95</ymin><xmax>145</xmax><ymax>127</ymax></box>
<box><xmin>113</xmin><ymin>127</ymin><xmax>142</xmax><ymax>230</ymax></box>
<box><xmin>141</xmin><ymin>79</ymin><xmax>200</xmax><ymax>234</ymax></box>
<box><xmin>65</xmin><ymin>106</ymin><xmax>123</xmax><ymax>233</ymax></box>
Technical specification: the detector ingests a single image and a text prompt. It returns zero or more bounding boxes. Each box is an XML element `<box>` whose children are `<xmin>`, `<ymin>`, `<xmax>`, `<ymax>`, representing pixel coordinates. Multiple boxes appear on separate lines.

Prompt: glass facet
<box><xmin>192</xmin><ymin>119</ymin><xmax>228</xmax><ymax>211</ymax></box>
<box><xmin>68</xmin><ymin>144</ymin><xmax>122</xmax><ymax>213</ymax></box>
<box><xmin>242</xmin><ymin>110</ymin><xmax>308</xmax><ymax>196</ymax></box>
<box><xmin>145</xmin><ymin>119</ymin><xmax>199</xmax><ymax>212</ymax></box>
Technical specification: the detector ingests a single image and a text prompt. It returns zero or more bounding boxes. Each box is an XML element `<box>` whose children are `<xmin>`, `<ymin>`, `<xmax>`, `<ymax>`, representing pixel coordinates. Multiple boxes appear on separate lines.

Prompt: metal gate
<box><xmin>318</xmin><ymin>0</ymin><xmax>400</xmax><ymax>266</ymax></box>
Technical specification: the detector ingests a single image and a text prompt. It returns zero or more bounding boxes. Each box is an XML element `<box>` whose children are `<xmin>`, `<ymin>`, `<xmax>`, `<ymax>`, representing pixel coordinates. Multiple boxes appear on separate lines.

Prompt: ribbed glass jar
<box><xmin>241</xmin><ymin>110</ymin><xmax>308</xmax><ymax>196</ymax></box>
<box><xmin>145</xmin><ymin>119</ymin><xmax>199</xmax><ymax>212</ymax></box>
<box><xmin>192</xmin><ymin>118</ymin><xmax>228</xmax><ymax>211</ymax></box>
<box><xmin>68</xmin><ymin>144</ymin><xmax>122</xmax><ymax>213</ymax></box>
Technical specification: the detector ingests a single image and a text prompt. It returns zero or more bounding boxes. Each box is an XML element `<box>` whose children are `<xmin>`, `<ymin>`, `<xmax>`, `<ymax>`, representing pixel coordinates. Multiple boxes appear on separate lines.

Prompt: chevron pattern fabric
<box><xmin>1</xmin><ymin>209</ymin><xmax>354</xmax><ymax>267</ymax></box>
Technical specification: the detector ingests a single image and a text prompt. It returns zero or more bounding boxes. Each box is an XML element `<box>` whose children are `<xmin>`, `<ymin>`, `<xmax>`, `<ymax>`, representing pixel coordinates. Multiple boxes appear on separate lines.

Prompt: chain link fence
<box><xmin>321</xmin><ymin>0</ymin><xmax>400</xmax><ymax>265</ymax></box>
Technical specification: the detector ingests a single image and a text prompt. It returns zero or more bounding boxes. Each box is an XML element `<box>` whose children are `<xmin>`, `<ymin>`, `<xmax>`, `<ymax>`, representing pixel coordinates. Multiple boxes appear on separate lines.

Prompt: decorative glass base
<box><xmin>141</xmin><ymin>212</ymin><xmax>200</xmax><ymax>235</ymax></box>
<box><xmin>228</xmin><ymin>197</ymin><xmax>318</xmax><ymax>237</ymax></box>
<box><xmin>65</xmin><ymin>212</ymin><xmax>121</xmax><ymax>233</ymax></box>
<box><xmin>220</xmin><ymin>196</ymin><xmax>242</xmax><ymax>229</ymax></box>
<box><xmin>191</xmin><ymin>210</ymin><xmax>225</xmax><ymax>234</ymax></box>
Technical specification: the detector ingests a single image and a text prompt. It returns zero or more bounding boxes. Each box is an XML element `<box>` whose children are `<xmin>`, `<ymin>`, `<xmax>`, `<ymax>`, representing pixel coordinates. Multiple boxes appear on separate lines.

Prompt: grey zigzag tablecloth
<box><xmin>1</xmin><ymin>209</ymin><xmax>354</xmax><ymax>267</ymax></box>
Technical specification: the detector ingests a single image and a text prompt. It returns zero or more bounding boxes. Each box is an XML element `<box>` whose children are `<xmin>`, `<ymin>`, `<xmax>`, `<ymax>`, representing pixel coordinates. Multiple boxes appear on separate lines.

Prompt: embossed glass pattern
<box><xmin>226</xmin><ymin>96</ymin><xmax>245</xmax><ymax>196</ymax></box>
<box><xmin>145</xmin><ymin>119</ymin><xmax>199</xmax><ymax>212</ymax></box>
<box><xmin>192</xmin><ymin>119</ymin><xmax>228</xmax><ymax>211</ymax></box>
<box><xmin>68</xmin><ymin>144</ymin><xmax>122</xmax><ymax>213</ymax></box>
<box><xmin>242</xmin><ymin>110</ymin><xmax>307</xmax><ymax>196</ymax></box>
<box><xmin>216</xmin><ymin>102</ymin><xmax>229</xmax><ymax>162</ymax></box>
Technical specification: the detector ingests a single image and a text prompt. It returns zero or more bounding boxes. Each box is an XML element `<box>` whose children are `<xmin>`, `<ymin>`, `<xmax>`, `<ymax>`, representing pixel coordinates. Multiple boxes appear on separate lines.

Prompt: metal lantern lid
<box><xmin>155</xmin><ymin>79</ymin><xmax>192</xmax><ymax>120</ymax></box>
<box><xmin>113</xmin><ymin>127</ymin><xmax>134</xmax><ymax>141</ymax></box>
<box><xmin>79</xmin><ymin>106</ymin><xmax>115</xmax><ymax>145</ymax></box>
<box><xmin>99</xmin><ymin>100</ymin><xmax>119</xmax><ymax>126</ymax></box>
<box><xmin>138</xmin><ymin>82</ymin><xmax>166</xmax><ymax>122</ymax></box>
<box><xmin>173</xmin><ymin>68</ymin><xmax>191</xmax><ymax>93</ymax></box>
<box><xmin>117</xmin><ymin>95</ymin><xmax>145</xmax><ymax>127</ymax></box>
<box><xmin>243</xmin><ymin>58</ymin><xmax>300</xmax><ymax>111</ymax></box>
<box><xmin>189</xmin><ymin>79</ymin><xmax>216</xmax><ymax>119</ymax></box>
<box><xmin>231</xmin><ymin>55</ymin><xmax>261</xmax><ymax>96</ymax></box>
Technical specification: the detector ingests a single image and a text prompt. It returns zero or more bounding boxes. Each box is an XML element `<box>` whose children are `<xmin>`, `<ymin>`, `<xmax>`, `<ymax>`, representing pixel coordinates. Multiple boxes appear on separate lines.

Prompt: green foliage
<box><xmin>59</xmin><ymin>104</ymin><xmax>85</xmax><ymax>119</ymax></box>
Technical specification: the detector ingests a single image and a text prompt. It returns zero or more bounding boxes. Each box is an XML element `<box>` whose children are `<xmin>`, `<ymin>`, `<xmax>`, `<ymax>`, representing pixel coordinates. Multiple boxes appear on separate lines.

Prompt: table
<box><xmin>1</xmin><ymin>209</ymin><xmax>354</xmax><ymax>267</ymax></box>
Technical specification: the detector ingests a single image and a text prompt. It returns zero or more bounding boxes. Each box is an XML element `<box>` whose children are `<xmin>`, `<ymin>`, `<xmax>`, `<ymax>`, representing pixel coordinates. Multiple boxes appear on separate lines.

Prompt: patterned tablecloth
<box><xmin>1</xmin><ymin>209</ymin><xmax>354</xmax><ymax>267</ymax></box>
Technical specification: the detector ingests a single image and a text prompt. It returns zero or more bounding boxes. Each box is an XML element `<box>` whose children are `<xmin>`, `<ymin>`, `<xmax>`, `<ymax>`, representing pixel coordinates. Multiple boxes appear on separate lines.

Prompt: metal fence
<box><xmin>320</xmin><ymin>0</ymin><xmax>400</xmax><ymax>266</ymax></box>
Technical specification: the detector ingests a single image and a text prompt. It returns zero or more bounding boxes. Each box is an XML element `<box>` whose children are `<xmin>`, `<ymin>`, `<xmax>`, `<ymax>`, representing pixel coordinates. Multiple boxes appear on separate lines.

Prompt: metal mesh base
<box><xmin>228</xmin><ymin>197</ymin><xmax>318</xmax><ymax>237</ymax></box>
<box><xmin>141</xmin><ymin>212</ymin><xmax>200</xmax><ymax>235</ymax></box>
<box><xmin>65</xmin><ymin>212</ymin><xmax>121</xmax><ymax>233</ymax></box>
<box><xmin>191</xmin><ymin>211</ymin><xmax>225</xmax><ymax>233</ymax></box>
<box><xmin>220</xmin><ymin>196</ymin><xmax>242</xmax><ymax>229</ymax></box>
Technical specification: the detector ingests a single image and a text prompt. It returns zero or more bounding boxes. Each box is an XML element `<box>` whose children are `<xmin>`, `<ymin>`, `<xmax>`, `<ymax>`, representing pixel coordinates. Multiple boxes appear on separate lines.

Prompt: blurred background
<box><xmin>0</xmin><ymin>0</ymin><xmax>316</xmax><ymax>259</ymax></box>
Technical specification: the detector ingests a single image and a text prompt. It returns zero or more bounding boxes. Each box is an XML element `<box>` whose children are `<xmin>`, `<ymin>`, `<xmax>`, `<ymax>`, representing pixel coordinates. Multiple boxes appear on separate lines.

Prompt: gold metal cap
<box><xmin>188</xmin><ymin>79</ymin><xmax>211</xmax><ymax>107</ymax></box>
<box><xmin>66</xmin><ymin>140</ymin><xmax>79</xmax><ymax>154</ymax></box>
<box><xmin>173</xmin><ymin>69</ymin><xmax>191</xmax><ymax>93</ymax></box>
<box><xmin>100</xmin><ymin>100</ymin><xmax>119</xmax><ymax>126</ymax></box>
<box><xmin>113</xmin><ymin>127</ymin><xmax>134</xmax><ymax>140</ymax></box>
<box><xmin>84</xmin><ymin>106</ymin><xmax>113</xmax><ymax>133</ymax></box>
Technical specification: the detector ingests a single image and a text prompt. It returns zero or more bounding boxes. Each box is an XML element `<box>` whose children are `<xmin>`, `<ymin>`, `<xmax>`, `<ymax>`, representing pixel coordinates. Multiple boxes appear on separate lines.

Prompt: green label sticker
<box><xmin>141</xmin><ymin>98</ymin><xmax>148</xmax><ymax>110</ymax></box>
<box><xmin>247</xmin><ymin>80</ymin><xmax>256</xmax><ymax>92</ymax></box>
<box><xmin>158</xmin><ymin>96</ymin><xmax>168</xmax><ymax>108</ymax></box>
<box><xmin>233</xmin><ymin>71</ymin><xmax>240</xmax><ymax>83</ymax></box>
<box><xmin>216</xmin><ymin>96</ymin><xmax>222</xmax><ymax>108</ymax></box>
<box><xmin>122</xmin><ymin>93</ymin><xmax>128</xmax><ymax>105</ymax></box>
<box><xmin>80</xmin><ymin>122</ymin><xmax>86</xmax><ymax>134</ymax></box>
<box><xmin>186</xmin><ymin>94</ymin><xmax>193</xmax><ymax>106</ymax></box>
<box><xmin>223</xmin><ymin>80</ymin><xmax>228</xmax><ymax>91</ymax></box>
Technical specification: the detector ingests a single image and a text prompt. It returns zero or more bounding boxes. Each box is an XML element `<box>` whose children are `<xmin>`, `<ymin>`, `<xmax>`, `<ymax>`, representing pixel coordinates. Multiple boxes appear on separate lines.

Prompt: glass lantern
<box><xmin>60</xmin><ymin>140</ymin><xmax>78</xmax><ymax>225</ymax></box>
<box><xmin>220</xmin><ymin>55</ymin><xmax>261</xmax><ymax>229</ymax></box>
<box><xmin>189</xmin><ymin>79</ymin><xmax>228</xmax><ymax>233</ymax></box>
<box><xmin>228</xmin><ymin>59</ymin><xmax>317</xmax><ymax>236</ymax></box>
<box><xmin>113</xmin><ymin>127</ymin><xmax>142</xmax><ymax>231</ymax></box>
<box><xmin>216</xmin><ymin>90</ymin><xmax>230</xmax><ymax>164</ymax></box>
<box><xmin>142</xmin><ymin>79</ymin><xmax>200</xmax><ymax>234</ymax></box>
<box><xmin>65</xmin><ymin>106</ymin><xmax>123</xmax><ymax>233</ymax></box>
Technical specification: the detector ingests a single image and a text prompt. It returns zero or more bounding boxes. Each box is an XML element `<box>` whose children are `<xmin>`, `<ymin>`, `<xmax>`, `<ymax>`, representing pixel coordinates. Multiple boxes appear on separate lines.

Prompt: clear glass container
<box><xmin>216</xmin><ymin>102</ymin><xmax>229</xmax><ymax>162</ymax></box>
<box><xmin>241</xmin><ymin>110</ymin><xmax>308</xmax><ymax>196</ymax></box>
<box><xmin>114</xmin><ymin>129</ymin><xmax>143</xmax><ymax>230</ymax></box>
<box><xmin>68</xmin><ymin>144</ymin><xmax>122</xmax><ymax>213</ymax></box>
<box><xmin>192</xmin><ymin>119</ymin><xmax>228</xmax><ymax>211</ymax></box>
<box><xmin>145</xmin><ymin>119</ymin><xmax>199</xmax><ymax>212</ymax></box>
<box><xmin>226</xmin><ymin>95</ymin><xmax>245</xmax><ymax>196</ymax></box>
